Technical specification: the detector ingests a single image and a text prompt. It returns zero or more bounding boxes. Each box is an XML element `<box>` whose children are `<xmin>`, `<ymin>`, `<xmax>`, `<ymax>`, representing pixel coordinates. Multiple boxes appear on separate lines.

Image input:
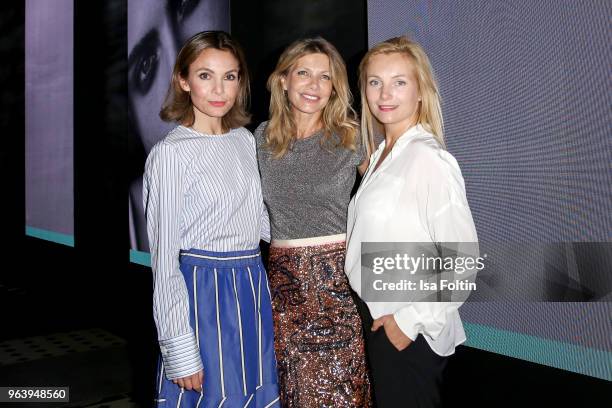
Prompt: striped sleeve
<box><xmin>143</xmin><ymin>142</ymin><xmax>203</xmax><ymax>380</ymax></box>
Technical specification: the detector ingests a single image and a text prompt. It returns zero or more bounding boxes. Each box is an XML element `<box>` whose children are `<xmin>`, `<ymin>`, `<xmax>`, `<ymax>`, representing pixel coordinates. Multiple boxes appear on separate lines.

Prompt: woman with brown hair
<box><xmin>144</xmin><ymin>31</ymin><xmax>279</xmax><ymax>407</ymax></box>
<box><xmin>254</xmin><ymin>37</ymin><xmax>371</xmax><ymax>407</ymax></box>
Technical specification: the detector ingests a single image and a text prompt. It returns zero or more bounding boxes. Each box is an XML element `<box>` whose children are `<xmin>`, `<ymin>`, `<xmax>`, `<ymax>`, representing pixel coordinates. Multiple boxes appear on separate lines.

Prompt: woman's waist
<box><xmin>269</xmin><ymin>212</ymin><xmax>348</xmax><ymax>242</ymax></box>
<box><xmin>179</xmin><ymin>247</ymin><xmax>261</xmax><ymax>267</ymax></box>
<box><xmin>268</xmin><ymin>235</ymin><xmax>348</xmax><ymax>280</ymax></box>
<box><xmin>271</xmin><ymin>233</ymin><xmax>346</xmax><ymax>248</ymax></box>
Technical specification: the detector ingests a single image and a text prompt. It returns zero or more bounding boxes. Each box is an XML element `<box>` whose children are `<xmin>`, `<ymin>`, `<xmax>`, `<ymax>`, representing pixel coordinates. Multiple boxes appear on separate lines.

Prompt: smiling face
<box><xmin>365</xmin><ymin>52</ymin><xmax>421</xmax><ymax>136</ymax></box>
<box><xmin>178</xmin><ymin>48</ymin><xmax>240</xmax><ymax>130</ymax></box>
<box><xmin>281</xmin><ymin>53</ymin><xmax>333</xmax><ymax>120</ymax></box>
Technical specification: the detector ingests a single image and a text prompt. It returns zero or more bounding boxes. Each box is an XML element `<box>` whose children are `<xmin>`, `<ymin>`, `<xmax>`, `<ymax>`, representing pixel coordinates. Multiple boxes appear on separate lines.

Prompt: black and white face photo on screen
<box><xmin>128</xmin><ymin>0</ymin><xmax>230</xmax><ymax>252</ymax></box>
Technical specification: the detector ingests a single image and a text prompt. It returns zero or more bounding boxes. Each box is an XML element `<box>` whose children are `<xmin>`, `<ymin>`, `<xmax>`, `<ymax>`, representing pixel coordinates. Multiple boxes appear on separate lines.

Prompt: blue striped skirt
<box><xmin>154</xmin><ymin>248</ymin><xmax>280</xmax><ymax>408</ymax></box>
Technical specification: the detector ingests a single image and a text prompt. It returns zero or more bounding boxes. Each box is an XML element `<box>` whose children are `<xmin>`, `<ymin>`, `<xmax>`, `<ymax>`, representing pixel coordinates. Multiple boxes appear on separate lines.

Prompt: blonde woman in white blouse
<box><xmin>345</xmin><ymin>36</ymin><xmax>478</xmax><ymax>407</ymax></box>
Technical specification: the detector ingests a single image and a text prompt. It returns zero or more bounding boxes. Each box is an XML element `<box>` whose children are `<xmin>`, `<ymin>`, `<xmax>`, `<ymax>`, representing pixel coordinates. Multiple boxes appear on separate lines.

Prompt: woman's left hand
<box><xmin>371</xmin><ymin>314</ymin><xmax>413</xmax><ymax>351</ymax></box>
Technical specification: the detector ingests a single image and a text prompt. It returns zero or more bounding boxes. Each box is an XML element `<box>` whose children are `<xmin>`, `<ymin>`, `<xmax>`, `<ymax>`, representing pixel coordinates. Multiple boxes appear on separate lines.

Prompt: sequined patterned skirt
<box><xmin>268</xmin><ymin>238</ymin><xmax>372</xmax><ymax>407</ymax></box>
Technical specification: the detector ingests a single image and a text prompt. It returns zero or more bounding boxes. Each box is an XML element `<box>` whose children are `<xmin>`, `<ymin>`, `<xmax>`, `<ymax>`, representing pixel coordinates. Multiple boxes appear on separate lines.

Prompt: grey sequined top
<box><xmin>254</xmin><ymin>121</ymin><xmax>365</xmax><ymax>240</ymax></box>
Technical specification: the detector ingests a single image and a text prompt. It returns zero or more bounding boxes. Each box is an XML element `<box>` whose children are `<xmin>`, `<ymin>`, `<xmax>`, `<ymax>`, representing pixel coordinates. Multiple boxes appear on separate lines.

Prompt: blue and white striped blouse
<box><xmin>143</xmin><ymin>125</ymin><xmax>270</xmax><ymax>379</ymax></box>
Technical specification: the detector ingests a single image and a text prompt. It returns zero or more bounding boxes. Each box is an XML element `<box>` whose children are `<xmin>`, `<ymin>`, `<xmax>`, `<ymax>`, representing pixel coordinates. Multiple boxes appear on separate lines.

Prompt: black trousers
<box><xmin>354</xmin><ymin>295</ymin><xmax>449</xmax><ymax>408</ymax></box>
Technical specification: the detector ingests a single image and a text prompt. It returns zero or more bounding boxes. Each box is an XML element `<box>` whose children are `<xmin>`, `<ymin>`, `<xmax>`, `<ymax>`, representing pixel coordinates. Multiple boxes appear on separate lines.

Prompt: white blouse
<box><xmin>345</xmin><ymin>124</ymin><xmax>478</xmax><ymax>356</ymax></box>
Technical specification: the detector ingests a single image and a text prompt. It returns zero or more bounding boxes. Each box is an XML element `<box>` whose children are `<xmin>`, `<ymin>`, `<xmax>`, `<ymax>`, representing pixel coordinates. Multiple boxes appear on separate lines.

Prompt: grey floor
<box><xmin>0</xmin><ymin>327</ymin><xmax>139</xmax><ymax>408</ymax></box>
<box><xmin>0</xmin><ymin>277</ymin><xmax>152</xmax><ymax>408</ymax></box>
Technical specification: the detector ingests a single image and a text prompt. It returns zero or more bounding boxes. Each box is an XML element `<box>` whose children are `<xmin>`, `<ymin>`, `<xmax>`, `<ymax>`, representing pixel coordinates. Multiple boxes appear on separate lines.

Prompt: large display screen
<box><xmin>25</xmin><ymin>0</ymin><xmax>74</xmax><ymax>246</ymax></box>
<box><xmin>128</xmin><ymin>0</ymin><xmax>230</xmax><ymax>264</ymax></box>
<box><xmin>367</xmin><ymin>0</ymin><xmax>611</xmax><ymax>380</ymax></box>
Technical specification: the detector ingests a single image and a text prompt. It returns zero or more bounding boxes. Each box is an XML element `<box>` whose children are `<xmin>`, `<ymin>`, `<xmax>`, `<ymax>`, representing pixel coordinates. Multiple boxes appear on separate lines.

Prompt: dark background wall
<box><xmin>0</xmin><ymin>1</ymin><xmax>609</xmax><ymax>407</ymax></box>
<box><xmin>231</xmin><ymin>0</ymin><xmax>367</xmax><ymax>130</ymax></box>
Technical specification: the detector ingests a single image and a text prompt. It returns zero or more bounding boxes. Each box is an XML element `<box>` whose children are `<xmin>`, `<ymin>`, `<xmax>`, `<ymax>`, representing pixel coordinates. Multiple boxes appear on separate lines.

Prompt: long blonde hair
<box><xmin>359</xmin><ymin>36</ymin><xmax>444</xmax><ymax>155</ymax></box>
<box><xmin>266</xmin><ymin>37</ymin><xmax>358</xmax><ymax>158</ymax></box>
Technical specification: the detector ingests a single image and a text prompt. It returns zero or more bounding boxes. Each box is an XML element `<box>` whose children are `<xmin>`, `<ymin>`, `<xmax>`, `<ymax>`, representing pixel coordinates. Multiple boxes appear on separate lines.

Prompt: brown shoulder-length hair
<box><xmin>359</xmin><ymin>36</ymin><xmax>444</xmax><ymax>156</ymax></box>
<box><xmin>160</xmin><ymin>31</ymin><xmax>250</xmax><ymax>130</ymax></box>
<box><xmin>265</xmin><ymin>37</ymin><xmax>358</xmax><ymax>158</ymax></box>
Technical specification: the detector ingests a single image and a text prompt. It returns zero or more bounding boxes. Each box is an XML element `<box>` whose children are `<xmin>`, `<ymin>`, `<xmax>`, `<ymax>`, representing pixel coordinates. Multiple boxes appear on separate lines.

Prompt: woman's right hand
<box><xmin>172</xmin><ymin>370</ymin><xmax>203</xmax><ymax>392</ymax></box>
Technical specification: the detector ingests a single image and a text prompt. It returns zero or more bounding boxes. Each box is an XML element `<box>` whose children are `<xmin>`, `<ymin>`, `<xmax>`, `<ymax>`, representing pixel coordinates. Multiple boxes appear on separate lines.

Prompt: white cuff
<box><xmin>393</xmin><ymin>305</ymin><xmax>422</xmax><ymax>341</ymax></box>
<box><xmin>159</xmin><ymin>332</ymin><xmax>203</xmax><ymax>380</ymax></box>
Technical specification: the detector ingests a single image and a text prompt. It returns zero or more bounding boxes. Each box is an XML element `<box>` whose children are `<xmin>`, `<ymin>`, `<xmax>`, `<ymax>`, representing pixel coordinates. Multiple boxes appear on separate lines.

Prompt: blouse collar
<box><xmin>374</xmin><ymin>124</ymin><xmax>433</xmax><ymax>156</ymax></box>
